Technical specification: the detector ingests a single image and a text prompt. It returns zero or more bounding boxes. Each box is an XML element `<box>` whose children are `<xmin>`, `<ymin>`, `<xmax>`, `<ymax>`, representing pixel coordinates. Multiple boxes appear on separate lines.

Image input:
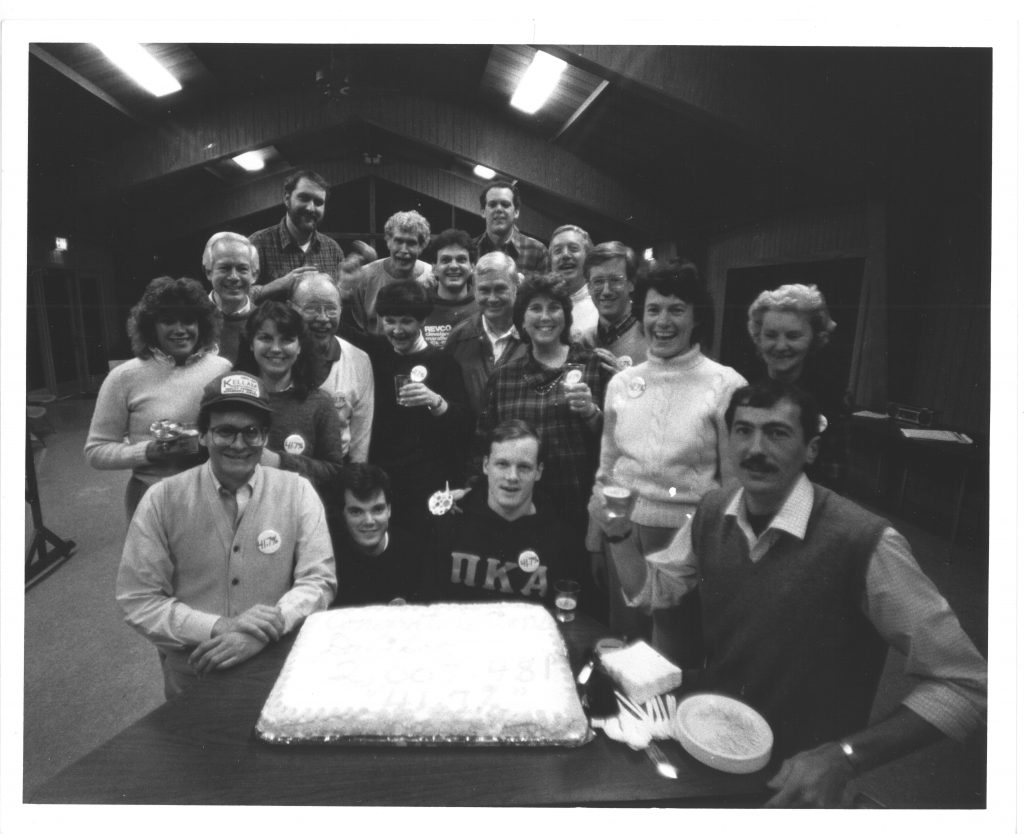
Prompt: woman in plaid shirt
<box><xmin>477</xmin><ymin>275</ymin><xmax>611</xmax><ymax>537</ymax></box>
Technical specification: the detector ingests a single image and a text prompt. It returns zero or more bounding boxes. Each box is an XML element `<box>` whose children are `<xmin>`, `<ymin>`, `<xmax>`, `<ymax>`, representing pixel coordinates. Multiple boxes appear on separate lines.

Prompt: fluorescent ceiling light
<box><xmin>94</xmin><ymin>42</ymin><xmax>182</xmax><ymax>97</ymax></box>
<box><xmin>510</xmin><ymin>51</ymin><xmax>567</xmax><ymax>115</ymax></box>
<box><xmin>233</xmin><ymin>151</ymin><xmax>266</xmax><ymax>172</ymax></box>
<box><xmin>473</xmin><ymin>164</ymin><xmax>496</xmax><ymax>180</ymax></box>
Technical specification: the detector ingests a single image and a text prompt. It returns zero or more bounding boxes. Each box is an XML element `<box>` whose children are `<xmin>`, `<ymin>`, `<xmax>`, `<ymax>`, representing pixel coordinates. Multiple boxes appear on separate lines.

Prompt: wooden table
<box><xmin>30</xmin><ymin>614</ymin><xmax>773</xmax><ymax>807</ymax></box>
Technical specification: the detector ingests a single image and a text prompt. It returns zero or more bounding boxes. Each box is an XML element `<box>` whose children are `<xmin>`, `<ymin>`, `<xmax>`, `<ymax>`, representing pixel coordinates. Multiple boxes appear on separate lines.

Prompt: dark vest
<box><xmin>691</xmin><ymin>483</ymin><xmax>888</xmax><ymax>757</ymax></box>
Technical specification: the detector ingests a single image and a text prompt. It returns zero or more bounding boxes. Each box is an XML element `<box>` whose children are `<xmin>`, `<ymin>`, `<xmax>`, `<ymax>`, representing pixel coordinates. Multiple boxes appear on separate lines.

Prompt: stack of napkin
<box><xmin>600</xmin><ymin>640</ymin><xmax>681</xmax><ymax>704</ymax></box>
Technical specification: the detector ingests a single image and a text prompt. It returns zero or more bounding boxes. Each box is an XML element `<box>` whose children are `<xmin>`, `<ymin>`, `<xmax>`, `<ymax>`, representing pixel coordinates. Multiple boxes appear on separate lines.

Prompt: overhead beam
<box><xmin>74</xmin><ymin>87</ymin><xmax>672</xmax><ymax>237</ymax></box>
<box><xmin>29</xmin><ymin>44</ymin><xmax>143</xmax><ymax>124</ymax></box>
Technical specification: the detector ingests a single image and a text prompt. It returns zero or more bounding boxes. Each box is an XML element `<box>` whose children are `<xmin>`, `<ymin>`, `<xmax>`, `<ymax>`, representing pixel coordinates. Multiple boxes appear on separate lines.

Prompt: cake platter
<box><xmin>255</xmin><ymin>603</ymin><xmax>594</xmax><ymax>747</ymax></box>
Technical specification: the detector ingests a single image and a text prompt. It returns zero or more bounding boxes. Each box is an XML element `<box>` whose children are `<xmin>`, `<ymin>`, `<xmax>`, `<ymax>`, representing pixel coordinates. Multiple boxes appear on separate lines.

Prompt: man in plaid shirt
<box><xmin>473</xmin><ymin>180</ymin><xmax>549</xmax><ymax>283</ymax></box>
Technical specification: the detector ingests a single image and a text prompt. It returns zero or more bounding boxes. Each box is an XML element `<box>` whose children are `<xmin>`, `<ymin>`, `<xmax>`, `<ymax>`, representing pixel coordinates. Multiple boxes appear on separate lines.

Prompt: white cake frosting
<box><xmin>256</xmin><ymin>602</ymin><xmax>590</xmax><ymax>745</ymax></box>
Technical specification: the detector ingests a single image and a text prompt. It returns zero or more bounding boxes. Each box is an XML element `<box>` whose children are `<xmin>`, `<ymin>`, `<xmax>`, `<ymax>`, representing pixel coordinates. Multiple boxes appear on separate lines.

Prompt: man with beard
<box><xmin>578</xmin><ymin>240</ymin><xmax>647</xmax><ymax>371</ymax></box>
<box><xmin>346</xmin><ymin>210</ymin><xmax>435</xmax><ymax>335</ymax></box>
<box><xmin>249</xmin><ymin>170</ymin><xmax>345</xmax><ymax>287</ymax></box>
<box><xmin>291</xmin><ymin>272</ymin><xmax>374</xmax><ymax>463</ymax></box>
<box><xmin>548</xmin><ymin>224</ymin><xmax>598</xmax><ymax>341</ymax></box>
<box><xmin>421</xmin><ymin>228</ymin><xmax>479</xmax><ymax>348</ymax></box>
<box><xmin>329</xmin><ymin>463</ymin><xmax>420</xmax><ymax>606</ymax></box>
<box><xmin>473</xmin><ymin>180</ymin><xmax>549</xmax><ymax>282</ymax></box>
<box><xmin>603</xmin><ymin>380</ymin><xmax>986</xmax><ymax>807</ymax></box>
<box><xmin>443</xmin><ymin>252</ymin><xmax>528</xmax><ymax>418</ymax></box>
<box><xmin>116</xmin><ymin>371</ymin><xmax>337</xmax><ymax>698</ymax></box>
<box><xmin>202</xmin><ymin>232</ymin><xmax>259</xmax><ymax>364</ymax></box>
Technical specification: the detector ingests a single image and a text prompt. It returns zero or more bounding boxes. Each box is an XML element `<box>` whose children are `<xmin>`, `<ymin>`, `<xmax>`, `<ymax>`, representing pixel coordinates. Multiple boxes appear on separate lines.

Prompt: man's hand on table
<box><xmin>212</xmin><ymin>604</ymin><xmax>285</xmax><ymax>643</ymax></box>
<box><xmin>189</xmin><ymin>632</ymin><xmax>266</xmax><ymax>675</ymax></box>
<box><xmin>763</xmin><ymin>742</ymin><xmax>855</xmax><ymax>808</ymax></box>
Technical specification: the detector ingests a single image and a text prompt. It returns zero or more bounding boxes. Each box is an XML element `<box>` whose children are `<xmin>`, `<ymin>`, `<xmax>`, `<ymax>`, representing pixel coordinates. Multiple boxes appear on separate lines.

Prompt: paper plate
<box><xmin>672</xmin><ymin>693</ymin><xmax>773</xmax><ymax>774</ymax></box>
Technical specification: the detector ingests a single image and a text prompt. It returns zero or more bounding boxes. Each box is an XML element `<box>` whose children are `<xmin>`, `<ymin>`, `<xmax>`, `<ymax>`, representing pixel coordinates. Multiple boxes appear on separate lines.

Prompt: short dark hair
<box><xmin>635</xmin><ymin>259</ymin><xmax>715</xmax><ymax>347</ymax></box>
<box><xmin>197</xmin><ymin>402</ymin><xmax>271</xmax><ymax>435</ymax></box>
<box><xmin>428</xmin><ymin>228</ymin><xmax>477</xmax><ymax>263</ymax></box>
<box><xmin>127</xmin><ymin>276</ymin><xmax>221</xmax><ymax>360</ymax></box>
<box><xmin>583</xmin><ymin>241</ymin><xmax>639</xmax><ymax>282</ymax></box>
<box><xmin>486</xmin><ymin>418</ymin><xmax>545</xmax><ymax>465</ymax></box>
<box><xmin>339</xmin><ymin>462</ymin><xmax>393</xmax><ymax>506</ymax></box>
<box><xmin>512</xmin><ymin>274</ymin><xmax>574</xmax><ymax>346</ymax></box>
<box><xmin>234</xmin><ymin>300</ymin><xmax>318</xmax><ymax>398</ymax></box>
<box><xmin>284</xmin><ymin>169</ymin><xmax>329</xmax><ymax>197</ymax></box>
<box><xmin>375</xmin><ymin>279</ymin><xmax>432</xmax><ymax>321</ymax></box>
<box><xmin>724</xmin><ymin>379</ymin><xmax>823</xmax><ymax>443</ymax></box>
<box><xmin>479</xmin><ymin>180</ymin><xmax>521</xmax><ymax>210</ymax></box>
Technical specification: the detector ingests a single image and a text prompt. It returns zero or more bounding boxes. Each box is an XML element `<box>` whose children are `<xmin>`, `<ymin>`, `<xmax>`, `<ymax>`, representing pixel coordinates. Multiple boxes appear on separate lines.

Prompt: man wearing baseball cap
<box><xmin>116</xmin><ymin>371</ymin><xmax>337</xmax><ymax>698</ymax></box>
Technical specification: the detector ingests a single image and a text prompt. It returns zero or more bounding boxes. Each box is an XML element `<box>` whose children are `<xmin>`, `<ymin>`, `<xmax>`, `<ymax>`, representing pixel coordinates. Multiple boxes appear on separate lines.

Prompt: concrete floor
<box><xmin>18</xmin><ymin>395</ymin><xmax>992</xmax><ymax>807</ymax></box>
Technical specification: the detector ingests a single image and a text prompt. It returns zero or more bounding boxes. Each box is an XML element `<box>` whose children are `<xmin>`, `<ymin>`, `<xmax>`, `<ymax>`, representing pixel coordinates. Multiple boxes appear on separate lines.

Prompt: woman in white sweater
<box><xmin>588</xmin><ymin>260</ymin><xmax>746</xmax><ymax>654</ymax></box>
<box><xmin>84</xmin><ymin>276</ymin><xmax>230</xmax><ymax>519</ymax></box>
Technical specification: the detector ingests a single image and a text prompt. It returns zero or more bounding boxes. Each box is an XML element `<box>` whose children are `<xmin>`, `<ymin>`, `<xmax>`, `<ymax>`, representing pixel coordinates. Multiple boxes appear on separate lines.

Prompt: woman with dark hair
<box><xmin>85</xmin><ymin>276</ymin><xmax>231</xmax><ymax>519</ymax></box>
<box><xmin>478</xmin><ymin>274</ymin><xmax>609</xmax><ymax>536</ymax></box>
<box><xmin>234</xmin><ymin>300</ymin><xmax>345</xmax><ymax>492</ymax></box>
<box><xmin>363</xmin><ymin>280</ymin><xmax>470</xmax><ymax>533</ymax></box>
<box><xmin>746</xmin><ymin>283</ymin><xmax>850</xmax><ymax>486</ymax></box>
<box><xmin>589</xmin><ymin>260</ymin><xmax>746</xmax><ymax>649</ymax></box>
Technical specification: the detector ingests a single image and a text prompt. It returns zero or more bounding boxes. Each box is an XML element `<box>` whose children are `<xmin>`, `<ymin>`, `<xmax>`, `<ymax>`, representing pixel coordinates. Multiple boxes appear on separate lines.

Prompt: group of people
<box><xmin>85</xmin><ymin>169</ymin><xmax>985</xmax><ymax>807</ymax></box>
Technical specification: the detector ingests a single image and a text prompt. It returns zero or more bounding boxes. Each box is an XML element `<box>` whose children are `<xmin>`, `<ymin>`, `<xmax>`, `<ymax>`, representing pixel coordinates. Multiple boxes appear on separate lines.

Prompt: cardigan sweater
<box><xmin>589</xmin><ymin>345</ymin><xmax>746</xmax><ymax>529</ymax></box>
<box><xmin>692</xmin><ymin>484</ymin><xmax>888</xmax><ymax>757</ymax></box>
<box><xmin>84</xmin><ymin>352</ymin><xmax>231</xmax><ymax>485</ymax></box>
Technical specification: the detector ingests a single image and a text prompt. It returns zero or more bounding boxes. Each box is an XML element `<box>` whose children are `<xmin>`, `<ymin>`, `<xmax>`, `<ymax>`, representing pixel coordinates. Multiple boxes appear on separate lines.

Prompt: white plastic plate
<box><xmin>672</xmin><ymin>693</ymin><xmax>773</xmax><ymax>774</ymax></box>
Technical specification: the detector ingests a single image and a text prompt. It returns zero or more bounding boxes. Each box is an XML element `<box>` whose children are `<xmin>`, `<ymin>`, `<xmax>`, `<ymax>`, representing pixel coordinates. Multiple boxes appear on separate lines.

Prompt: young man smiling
<box><xmin>473</xmin><ymin>180</ymin><xmax>549</xmax><ymax>282</ymax></box>
<box><xmin>421</xmin><ymin>228</ymin><xmax>479</xmax><ymax>348</ymax></box>
<box><xmin>427</xmin><ymin>420</ymin><xmax>584</xmax><ymax>605</ymax></box>
<box><xmin>116</xmin><ymin>371</ymin><xmax>337</xmax><ymax>699</ymax></box>
<box><xmin>604</xmin><ymin>380</ymin><xmax>986</xmax><ymax>807</ymax></box>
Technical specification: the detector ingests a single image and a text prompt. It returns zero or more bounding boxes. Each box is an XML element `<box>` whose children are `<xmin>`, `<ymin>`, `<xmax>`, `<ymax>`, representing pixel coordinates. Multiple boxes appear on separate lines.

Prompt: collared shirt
<box><xmin>481</xmin><ymin>316</ymin><xmax>520</xmax><ymax>364</ymax></box>
<box><xmin>249</xmin><ymin>217</ymin><xmax>345</xmax><ymax>282</ymax></box>
<box><xmin>209</xmin><ymin>290</ymin><xmax>253</xmax><ymax>320</ymax></box>
<box><xmin>148</xmin><ymin>347</ymin><xmax>211</xmax><ymax>367</ymax></box>
<box><xmin>213</xmin><ymin>469</ymin><xmax>258</xmax><ymax>527</ymax></box>
<box><xmin>474</xmin><ymin>227</ymin><xmax>550</xmax><ymax>282</ymax></box>
<box><xmin>630</xmin><ymin>474</ymin><xmax>987</xmax><ymax>742</ymax></box>
<box><xmin>596</xmin><ymin>313</ymin><xmax>639</xmax><ymax>348</ymax></box>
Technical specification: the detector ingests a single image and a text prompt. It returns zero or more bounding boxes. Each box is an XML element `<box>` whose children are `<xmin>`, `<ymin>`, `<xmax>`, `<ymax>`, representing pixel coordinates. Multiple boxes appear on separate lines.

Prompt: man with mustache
<box><xmin>249</xmin><ymin>170</ymin><xmax>345</xmax><ymax>288</ymax></box>
<box><xmin>473</xmin><ymin>180</ymin><xmax>549</xmax><ymax>283</ymax></box>
<box><xmin>548</xmin><ymin>224</ymin><xmax>598</xmax><ymax>341</ymax></box>
<box><xmin>202</xmin><ymin>232</ymin><xmax>259</xmax><ymax>364</ymax></box>
<box><xmin>604</xmin><ymin>380</ymin><xmax>986</xmax><ymax>807</ymax></box>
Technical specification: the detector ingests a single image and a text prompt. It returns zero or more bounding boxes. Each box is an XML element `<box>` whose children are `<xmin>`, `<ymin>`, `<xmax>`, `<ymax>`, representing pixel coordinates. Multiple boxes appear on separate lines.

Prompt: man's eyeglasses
<box><xmin>208</xmin><ymin>425</ymin><xmax>267</xmax><ymax>447</ymax></box>
<box><xmin>295</xmin><ymin>303</ymin><xmax>341</xmax><ymax>319</ymax></box>
<box><xmin>588</xmin><ymin>278</ymin><xmax>628</xmax><ymax>291</ymax></box>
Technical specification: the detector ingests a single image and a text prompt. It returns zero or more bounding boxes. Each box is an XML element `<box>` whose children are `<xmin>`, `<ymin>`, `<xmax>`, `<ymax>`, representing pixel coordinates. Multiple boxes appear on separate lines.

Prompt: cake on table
<box><xmin>256</xmin><ymin>602</ymin><xmax>591</xmax><ymax>746</ymax></box>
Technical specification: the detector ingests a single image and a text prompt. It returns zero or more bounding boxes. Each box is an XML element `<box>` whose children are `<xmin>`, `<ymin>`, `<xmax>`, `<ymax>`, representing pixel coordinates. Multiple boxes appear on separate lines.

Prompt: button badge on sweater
<box><xmin>518</xmin><ymin>550</ymin><xmax>540</xmax><ymax>572</ymax></box>
<box><xmin>283</xmin><ymin>434</ymin><xmax>306</xmax><ymax>454</ymax></box>
<box><xmin>257</xmin><ymin>530</ymin><xmax>282</xmax><ymax>554</ymax></box>
<box><xmin>410</xmin><ymin>365</ymin><xmax>428</xmax><ymax>382</ymax></box>
<box><xmin>627</xmin><ymin>377</ymin><xmax>646</xmax><ymax>398</ymax></box>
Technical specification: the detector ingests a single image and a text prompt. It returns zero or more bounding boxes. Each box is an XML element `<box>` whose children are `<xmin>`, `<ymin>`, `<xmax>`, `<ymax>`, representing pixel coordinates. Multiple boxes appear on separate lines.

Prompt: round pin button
<box><xmin>628</xmin><ymin>377</ymin><xmax>646</xmax><ymax>398</ymax></box>
<box><xmin>564</xmin><ymin>368</ymin><xmax>583</xmax><ymax>385</ymax></box>
<box><xmin>257</xmin><ymin>529</ymin><xmax>282</xmax><ymax>554</ymax></box>
<box><xmin>616</xmin><ymin>355</ymin><xmax>633</xmax><ymax>370</ymax></box>
<box><xmin>410</xmin><ymin>365</ymin><xmax>428</xmax><ymax>382</ymax></box>
<box><xmin>283</xmin><ymin>434</ymin><xmax>306</xmax><ymax>454</ymax></box>
<box><xmin>518</xmin><ymin>550</ymin><xmax>541</xmax><ymax>572</ymax></box>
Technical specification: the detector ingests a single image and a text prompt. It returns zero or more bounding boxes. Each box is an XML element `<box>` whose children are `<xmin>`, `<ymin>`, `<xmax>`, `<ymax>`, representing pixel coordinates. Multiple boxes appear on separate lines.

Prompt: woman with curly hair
<box><xmin>85</xmin><ymin>276</ymin><xmax>231</xmax><ymax>519</ymax></box>
<box><xmin>233</xmin><ymin>300</ymin><xmax>346</xmax><ymax>494</ymax></box>
<box><xmin>477</xmin><ymin>273</ymin><xmax>609</xmax><ymax>537</ymax></box>
<box><xmin>746</xmin><ymin>283</ymin><xmax>851</xmax><ymax>486</ymax></box>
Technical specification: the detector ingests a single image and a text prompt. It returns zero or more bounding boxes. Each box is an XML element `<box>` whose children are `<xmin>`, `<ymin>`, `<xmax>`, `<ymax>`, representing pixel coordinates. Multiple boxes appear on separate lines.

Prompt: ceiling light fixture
<box><xmin>232</xmin><ymin>151</ymin><xmax>266</xmax><ymax>172</ymax></box>
<box><xmin>510</xmin><ymin>50</ymin><xmax>567</xmax><ymax>115</ymax></box>
<box><xmin>473</xmin><ymin>164</ymin><xmax>496</xmax><ymax>180</ymax></box>
<box><xmin>93</xmin><ymin>42</ymin><xmax>182</xmax><ymax>97</ymax></box>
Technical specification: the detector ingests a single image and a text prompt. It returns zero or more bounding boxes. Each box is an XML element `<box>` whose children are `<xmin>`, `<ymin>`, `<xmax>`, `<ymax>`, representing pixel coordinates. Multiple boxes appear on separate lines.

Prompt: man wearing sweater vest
<box><xmin>116</xmin><ymin>372</ymin><xmax>337</xmax><ymax>699</ymax></box>
<box><xmin>605</xmin><ymin>380</ymin><xmax>986</xmax><ymax>807</ymax></box>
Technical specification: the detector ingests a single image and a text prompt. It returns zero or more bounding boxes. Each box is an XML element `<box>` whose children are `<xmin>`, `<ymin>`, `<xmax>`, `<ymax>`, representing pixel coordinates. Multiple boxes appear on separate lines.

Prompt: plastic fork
<box><xmin>644</xmin><ymin>693</ymin><xmax>676</xmax><ymax>740</ymax></box>
<box><xmin>614</xmin><ymin>691</ymin><xmax>678</xmax><ymax>779</ymax></box>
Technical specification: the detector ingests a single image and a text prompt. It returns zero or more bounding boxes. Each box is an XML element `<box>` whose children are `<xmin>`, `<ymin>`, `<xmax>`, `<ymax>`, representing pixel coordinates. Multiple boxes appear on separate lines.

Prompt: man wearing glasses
<box><xmin>116</xmin><ymin>372</ymin><xmax>337</xmax><ymax>699</ymax></box>
<box><xmin>578</xmin><ymin>241</ymin><xmax>647</xmax><ymax>371</ymax></box>
<box><xmin>291</xmin><ymin>271</ymin><xmax>374</xmax><ymax>462</ymax></box>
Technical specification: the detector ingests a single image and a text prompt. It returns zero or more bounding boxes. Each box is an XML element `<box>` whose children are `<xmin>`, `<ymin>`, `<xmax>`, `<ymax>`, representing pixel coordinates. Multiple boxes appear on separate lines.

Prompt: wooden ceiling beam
<box><xmin>76</xmin><ymin>87</ymin><xmax>672</xmax><ymax>237</ymax></box>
